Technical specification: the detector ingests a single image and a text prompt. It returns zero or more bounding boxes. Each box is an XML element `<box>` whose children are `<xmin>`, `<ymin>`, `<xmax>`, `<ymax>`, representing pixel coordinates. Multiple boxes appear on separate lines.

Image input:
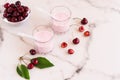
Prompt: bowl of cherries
<box><xmin>3</xmin><ymin>1</ymin><xmax>30</xmax><ymax>24</ymax></box>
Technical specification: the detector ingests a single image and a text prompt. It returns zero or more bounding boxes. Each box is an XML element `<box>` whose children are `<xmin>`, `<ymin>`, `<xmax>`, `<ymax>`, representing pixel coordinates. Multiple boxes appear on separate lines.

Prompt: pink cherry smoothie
<box><xmin>52</xmin><ymin>12</ymin><xmax>70</xmax><ymax>33</ymax></box>
<box><xmin>51</xmin><ymin>6</ymin><xmax>71</xmax><ymax>33</ymax></box>
<box><xmin>53</xmin><ymin>12</ymin><xmax>70</xmax><ymax>21</ymax></box>
<box><xmin>33</xmin><ymin>29</ymin><xmax>54</xmax><ymax>53</ymax></box>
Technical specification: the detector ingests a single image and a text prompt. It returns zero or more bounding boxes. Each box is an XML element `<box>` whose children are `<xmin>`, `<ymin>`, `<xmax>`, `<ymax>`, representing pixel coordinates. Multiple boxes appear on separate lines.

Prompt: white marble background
<box><xmin>0</xmin><ymin>0</ymin><xmax>120</xmax><ymax>80</ymax></box>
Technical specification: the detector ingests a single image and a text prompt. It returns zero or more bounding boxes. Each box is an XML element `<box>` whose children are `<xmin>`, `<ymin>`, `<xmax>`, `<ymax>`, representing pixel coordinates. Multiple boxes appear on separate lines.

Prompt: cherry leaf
<box><xmin>34</xmin><ymin>57</ymin><xmax>54</xmax><ymax>69</ymax></box>
<box><xmin>16</xmin><ymin>64</ymin><xmax>30</xmax><ymax>80</ymax></box>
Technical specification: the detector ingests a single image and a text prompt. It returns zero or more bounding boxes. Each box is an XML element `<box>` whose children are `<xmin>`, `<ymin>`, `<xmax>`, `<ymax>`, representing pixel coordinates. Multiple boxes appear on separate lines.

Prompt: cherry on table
<box><xmin>84</xmin><ymin>31</ymin><xmax>90</xmax><ymax>37</ymax></box>
<box><xmin>31</xmin><ymin>58</ymin><xmax>39</xmax><ymax>65</ymax></box>
<box><xmin>81</xmin><ymin>18</ymin><xmax>88</xmax><ymax>25</ymax></box>
<box><xmin>61</xmin><ymin>42</ymin><xmax>68</xmax><ymax>48</ymax></box>
<box><xmin>27</xmin><ymin>63</ymin><xmax>34</xmax><ymax>69</ymax></box>
<box><xmin>68</xmin><ymin>49</ymin><xmax>74</xmax><ymax>54</ymax></box>
<box><xmin>29</xmin><ymin>49</ymin><xmax>36</xmax><ymax>55</ymax></box>
<box><xmin>79</xmin><ymin>26</ymin><xmax>84</xmax><ymax>32</ymax></box>
<box><xmin>73</xmin><ymin>38</ymin><xmax>80</xmax><ymax>44</ymax></box>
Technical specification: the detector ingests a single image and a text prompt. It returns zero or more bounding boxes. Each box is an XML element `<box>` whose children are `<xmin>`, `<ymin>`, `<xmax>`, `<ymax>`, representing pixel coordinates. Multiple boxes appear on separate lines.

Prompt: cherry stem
<box><xmin>23</xmin><ymin>53</ymin><xmax>28</xmax><ymax>57</ymax></box>
<box><xmin>19</xmin><ymin>56</ymin><xmax>29</xmax><ymax>66</ymax></box>
<box><xmin>22</xmin><ymin>59</ymin><xmax>28</xmax><ymax>66</ymax></box>
<box><xmin>19</xmin><ymin>56</ymin><xmax>23</xmax><ymax>61</ymax></box>
<box><xmin>22</xmin><ymin>57</ymin><xmax>31</xmax><ymax>61</ymax></box>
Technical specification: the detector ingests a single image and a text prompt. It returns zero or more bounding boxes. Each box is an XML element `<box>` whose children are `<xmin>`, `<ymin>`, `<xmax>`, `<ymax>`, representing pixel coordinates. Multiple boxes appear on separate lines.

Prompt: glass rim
<box><xmin>50</xmin><ymin>6</ymin><xmax>72</xmax><ymax>22</ymax></box>
<box><xmin>32</xmin><ymin>25</ymin><xmax>54</xmax><ymax>43</ymax></box>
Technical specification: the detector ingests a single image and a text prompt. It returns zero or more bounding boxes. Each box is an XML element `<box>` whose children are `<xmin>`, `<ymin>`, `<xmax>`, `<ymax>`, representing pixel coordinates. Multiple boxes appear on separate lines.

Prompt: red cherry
<box><xmin>7</xmin><ymin>7</ymin><xmax>14</xmax><ymax>13</ymax></box>
<box><xmin>61</xmin><ymin>42</ymin><xmax>68</xmax><ymax>48</ymax></box>
<box><xmin>24</xmin><ymin>6</ymin><xmax>29</xmax><ymax>12</ymax></box>
<box><xmin>3</xmin><ymin>13</ymin><xmax>10</xmax><ymax>18</ymax></box>
<box><xmin>13</xmin><ymin>11</ymin><xmax>20</xmax><ymax>17</ymax></box>
<box><xmin>10</xmin><ymin>3</ymin><xmax>16</xmax><ymax>8</ymax></box>
<box><xmin>73</xmin><ymin>38</ymin><xmax>80</xmax><ymax>44</ymax></box>
<box><xmin>4</xmin><ymin>9</ymin><xmax>7</xmax><ymax>13</ymax></box>
<box><xmin>7</xmin><ymin>17</ymin><xmax>12</xmax><ymax>21</ymax></box>
<box><xmin>79</xmin><ymin>26</ymin><xmax>84</xmax><ymax>32</ymax></box>
<box><xmin>18</xmin><ymin>16</ymin><xmax>24</xmax><ymax>21</ymax></box>
<box><xmin>68</xmin><ymin>49</ymin><xmax>74</xmax><ymax>54</ymax></box>
<box><xmin>22</xmin><ymin>12</ymin><xmax>28</xmax><ymax>17</ymax></box>
<box><xmin>84</xmin><ymin>31</ymin><xmax>90</xmax><ymax>37</ymax></box>
<box><xmin>17</xmin><ymin>6</ymin><xmax>24</xmax><ymax>13</ymax></box>
<box><xmin>15</xmin><ymin>1</ymin><xmax>21</xmax><ymax>6</ymax></box>
<box><xmin>81</xmin><ymin>18</ymin><xmax>88</xmax><ymax>25</ymax></box>
<box><xmin>31</xmin><ymin>58</ymin><xmax>39</xmax><ymax>65</ymax></box>
<box><xmin>27</xmin><ymin>63</ymin><xmax>34</xmax><ymax>69</ymax></box>
<box><xmin>4</xmin><ymin>3</ymin><xmax>10</xmax><ymax>8</ymax></box>
<box><xmin>29</xmin><ymin>49</ymin><xmax>36</xmax><ymax>55</ymax></box>
<box><xmin>11</xmin><ymin>17</ymin><xmax>18</xmax><ymax>22</ymax></box>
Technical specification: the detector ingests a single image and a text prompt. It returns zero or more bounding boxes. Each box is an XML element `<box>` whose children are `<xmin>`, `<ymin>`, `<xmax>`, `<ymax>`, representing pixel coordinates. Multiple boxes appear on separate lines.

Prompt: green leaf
<box><xmin>16</xmin><ymin>64</ymin><xmax>30</xmax><ymax>80</ymax></box>
<box><xmin>17</xmin><ymin>66</ymin><xmax>23</xmax><ymax>77</ymax></box>
<box><xmin>21</xmin><ymin>64</ymin><xmax>30</xmax><ymax>79</ymax></box>
<box><xmin>34</xmin><ymin>57</ymin><xmax>54</xmax><ymax>69</ymax></box>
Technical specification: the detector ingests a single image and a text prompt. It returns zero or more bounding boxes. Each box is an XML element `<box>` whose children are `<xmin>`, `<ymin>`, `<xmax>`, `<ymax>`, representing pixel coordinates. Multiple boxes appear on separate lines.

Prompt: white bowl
<box><xmin>2</xmin><ymin>10</ymin><xmax>31</xmax><ymax>25</ymax></box>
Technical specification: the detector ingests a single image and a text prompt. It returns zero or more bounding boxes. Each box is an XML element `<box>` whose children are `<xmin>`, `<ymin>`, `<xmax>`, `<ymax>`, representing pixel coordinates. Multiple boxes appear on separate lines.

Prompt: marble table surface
<box><xmin>0</xmin><ymin>0</ymin><xmax>120</xmax><ymax>80</ymax></box>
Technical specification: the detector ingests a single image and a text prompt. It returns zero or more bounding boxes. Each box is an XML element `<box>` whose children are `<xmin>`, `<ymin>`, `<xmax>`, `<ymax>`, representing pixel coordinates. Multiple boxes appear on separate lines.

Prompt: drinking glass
<box><xmin>33</xmin><ymin>25</ymin><xmax>54</xmax><ymax>54</ymax></box>
<box><xmin>50</xmin><ymin>6</ymin><xmax>71</xmax><ymax>33</ymax></box>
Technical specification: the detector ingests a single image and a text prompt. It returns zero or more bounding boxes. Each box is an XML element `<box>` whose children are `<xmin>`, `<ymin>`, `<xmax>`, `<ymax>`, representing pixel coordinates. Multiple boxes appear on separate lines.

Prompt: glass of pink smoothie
<box><xmin>33</xmin><ymin>25</ymin><xmax>54</xmax><ymax>54</ymax></box>
<box><xmin>50</xmin><ymin>6</ymin><xmax>71</xmax><ymax>33</ymax></box>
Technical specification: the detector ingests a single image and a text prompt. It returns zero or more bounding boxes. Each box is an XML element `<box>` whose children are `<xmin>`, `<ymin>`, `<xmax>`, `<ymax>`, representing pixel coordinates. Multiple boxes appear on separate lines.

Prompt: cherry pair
<box><xmin>79</xmin><ymin>26</ymin><xmax>90</xmax><ymax>37</ymax></box>
<box><xmin>27</xmin><ymin>58</ymin><xmax>38</xmax><ymax>69</ymax></box>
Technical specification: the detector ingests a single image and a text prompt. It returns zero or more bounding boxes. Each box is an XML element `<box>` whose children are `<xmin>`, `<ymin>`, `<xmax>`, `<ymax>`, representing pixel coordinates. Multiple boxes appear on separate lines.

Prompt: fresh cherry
<box><xmin>29</xmin><ymin>49</ymin><xmax>36</xmax><ymax>55</ymax></box>
<box><xmin>3</xmin><ymin>13</ymin><xmax>10</xmax><ymax>18</ymax></box>
<box><xmin>84</xmin><ymin>31</ymin><xmax>90</xmax><ymax>37</ymax></box>
<box><xmin>24</xmin><ymin>6</ymin><xmax>29</xmax><ymax>12</ymax></box>
<box><xmin>61</xmin><ymin>42</ymin><xmax>68</xmax><ymax>48</ymax></box>
<box><xmin>22</xmin><ymin>12</ymin><xmax>28</xmax><ymax>17</ymax></box>
<box><xmin>15</xmin><ymin>1</ymin><xmax>21</xmax><ymax>6</ymax></box>
<box><xmin>7</xmin><ymin>7</ymin><xmax>14</xmax><ymax>13</ymax></box>
<box><xmin>68</xmin><ymin>49</ymin><xmax>74</xmax><ymax>54</ymax></box>
<box><xmin>27</xmin><ymin>63</ymin><xmax>34</xmax><ymax>69</ymax></box>
<box><xmin>79</xmin><ymin>26</ymin><xmax>84</xmax><ymax>32</ymax></box>
<box><xmin>17</xmin><ymin>6</ymin><xmax>24</xmax><ymax>13</ymax></box>
<box><xmin>81</xmin><ymin>18</ymin><xmax>88</xmax><ymax>25</ymax></box>
<box><xmin>4</xmin><ymin>3</ymin><xmax>10</xmax><ymax>8</ymax></box>
<box><xmin>13</xmin><ymin>11</ymin><xmax>20</xmax><ymax>17</ymax></box>
<box><xmin>18</xmin><ymin>16</ymin><xmax>24</xmax><ymax>21</ymax></box>
<box><xmin>7</xmin><ymin>17</ymin><xmax>11</xmax><ymax>21</ymax></box>
<box><xmin>73</xmin><ymin>38</ymin><xmax>80</xmax><ymax>44</ymax></box>
<box><xmin>10</xmin><ymin>3</ymin><xmax>16</xmax><ymax>8</ymax></box>
<box><xmin>4</xmin><ymin>9</ymin><xmax>7</xmax><ymax>13</ymax></box>
<box><xmin>11</xmin><ymin>17</ymin><xmax>18</xmax><ymax>22</ymax></box>
<box><xmin>31</xmin><ymin>58</ymin><xmax>39</xmax><ymax>65</ymax></box>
